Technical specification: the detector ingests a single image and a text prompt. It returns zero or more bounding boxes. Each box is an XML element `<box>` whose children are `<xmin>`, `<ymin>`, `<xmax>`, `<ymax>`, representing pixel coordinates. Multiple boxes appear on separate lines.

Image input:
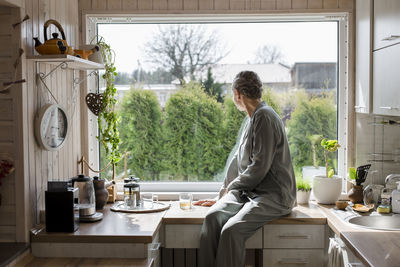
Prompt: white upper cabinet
<box><xmin>373</xmin><ymin>43</ymin><xmax>400</xmax><ymax>116</ymax></box>
<box><xmin>355</xmin><ymin>0</ymin><xmax>373</xmax><ymax>113</ymax></box>
<box><xmin>374</xmin><ymin>0</ymin><xmax>400</xmax><ymax>51</ymax></box>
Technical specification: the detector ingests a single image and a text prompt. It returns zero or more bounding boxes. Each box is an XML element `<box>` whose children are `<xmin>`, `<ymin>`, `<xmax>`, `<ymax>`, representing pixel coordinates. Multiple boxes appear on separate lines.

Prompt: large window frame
<box><xmin>84</xmin><ymin>14</ymin><xmax>350</xmax><ymax>196</ymax></box>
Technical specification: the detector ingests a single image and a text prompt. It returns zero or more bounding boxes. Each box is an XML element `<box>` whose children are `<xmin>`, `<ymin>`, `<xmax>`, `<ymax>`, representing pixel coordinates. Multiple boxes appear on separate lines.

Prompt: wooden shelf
<box><xmin>27</xmin><ymin>55</ymin><xmax>104</xmax><ymax>70</ymax></box>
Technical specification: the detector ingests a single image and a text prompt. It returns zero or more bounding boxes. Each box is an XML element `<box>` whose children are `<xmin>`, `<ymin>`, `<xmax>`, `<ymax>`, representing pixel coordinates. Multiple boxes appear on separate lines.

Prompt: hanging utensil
<box><xmin>356</xmin><ymin>164</ymin><xmax>371</xmax><ymax>185</ymax></box>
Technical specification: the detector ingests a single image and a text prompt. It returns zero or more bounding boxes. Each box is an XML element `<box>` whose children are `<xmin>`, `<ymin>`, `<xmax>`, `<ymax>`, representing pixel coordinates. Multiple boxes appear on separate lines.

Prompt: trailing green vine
<box><xmin>96</xmin><ymin>36</ymin><xmax>121</xmax><ymax>165</ymax></box>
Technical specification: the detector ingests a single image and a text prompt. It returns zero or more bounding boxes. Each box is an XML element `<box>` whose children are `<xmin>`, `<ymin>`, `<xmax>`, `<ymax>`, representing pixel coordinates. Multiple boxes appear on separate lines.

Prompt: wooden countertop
<box><xmin>163</xmin><ymin>201</ymin><xmax>327</xmax><ymax>224</ymax></box>
<box><xmin>31</xmin><ymin>206</ymin><xmax>165</xmax><ymax>243</ymax></box>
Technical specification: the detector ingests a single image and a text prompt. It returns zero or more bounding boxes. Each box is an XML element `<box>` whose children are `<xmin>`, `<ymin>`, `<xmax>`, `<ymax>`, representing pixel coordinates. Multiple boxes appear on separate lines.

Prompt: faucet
<box><xmin>385</xmin><ymin>174</ymin><xmax>400</xmax><ymax>189</ymax></box>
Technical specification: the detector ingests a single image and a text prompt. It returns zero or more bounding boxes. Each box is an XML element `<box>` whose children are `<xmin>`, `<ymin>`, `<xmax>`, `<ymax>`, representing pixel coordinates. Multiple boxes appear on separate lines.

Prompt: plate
<box><xmin>352</xmin><ymin>204</ymin><xmax>374</xmax><ymax>213</ymax></box>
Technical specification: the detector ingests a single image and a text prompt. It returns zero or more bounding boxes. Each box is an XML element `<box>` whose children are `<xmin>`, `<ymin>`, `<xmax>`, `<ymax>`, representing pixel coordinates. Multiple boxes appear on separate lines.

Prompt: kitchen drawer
<box><xmin>264</xmin><ymin>225</ymin><xmax>325</xmax><ymax>248</ymax></box>
<box><xmin>165</xmin><ymin>224</ymin><xmax>262</xmax><ymax>248</ymax></box>
<box><xmin>263</xmin><ymin>248</ymin><xmax>325</xmax><ymax>267</ymax></box>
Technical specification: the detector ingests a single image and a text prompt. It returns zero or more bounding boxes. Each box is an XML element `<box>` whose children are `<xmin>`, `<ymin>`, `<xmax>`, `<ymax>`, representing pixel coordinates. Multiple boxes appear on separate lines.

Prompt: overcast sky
<box><xmin>98</xmin><ymin>21</ymin><xmax>337</xmax><ymax>73</ymax></box>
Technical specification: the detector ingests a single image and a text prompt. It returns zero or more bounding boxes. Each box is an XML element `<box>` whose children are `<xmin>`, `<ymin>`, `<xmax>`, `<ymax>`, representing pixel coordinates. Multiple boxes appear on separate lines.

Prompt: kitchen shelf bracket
<box><xmin>73</xmin><ymin>70</ymin><xmax>98</xmax><ymax>87</ymax></box>
<box><xmin>38</xmin><ymin>61</ymin><xmax>68</xmax><ymax>80</ymax></box>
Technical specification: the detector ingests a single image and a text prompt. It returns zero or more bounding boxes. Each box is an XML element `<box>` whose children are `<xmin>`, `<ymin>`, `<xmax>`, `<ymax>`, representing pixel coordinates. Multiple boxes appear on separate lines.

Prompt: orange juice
<box><xmin>180</xmin><ymin>201</ymin><xmax>191</xmax><ymax>210</ymax></box>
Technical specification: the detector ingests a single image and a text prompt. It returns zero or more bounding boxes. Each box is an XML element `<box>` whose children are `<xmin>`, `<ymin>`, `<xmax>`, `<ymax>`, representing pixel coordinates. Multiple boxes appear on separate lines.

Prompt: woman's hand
<box><xmin>193</xmin><ymin>199</ymin><xmax>217</xmax><ymax>207</ymax></box>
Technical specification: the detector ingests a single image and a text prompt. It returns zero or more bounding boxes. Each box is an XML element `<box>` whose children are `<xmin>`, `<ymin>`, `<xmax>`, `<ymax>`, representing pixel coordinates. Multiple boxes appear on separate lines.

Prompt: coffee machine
<box><xmin>45</xmin><ymin>181</ymin><xmax>79</xmax><ymax>232</ymax></box>
<box><xmin>71</xmin><ymin>174</ymin><xmax>103</xmax><ymax>222</ymax></box>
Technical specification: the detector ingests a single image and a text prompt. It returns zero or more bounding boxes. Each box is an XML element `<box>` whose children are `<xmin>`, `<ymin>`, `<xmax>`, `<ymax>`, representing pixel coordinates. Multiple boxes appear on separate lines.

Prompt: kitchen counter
<box><xmin>31</xmin><ymin>205</ymin><xmax>165</xmax><ymax>243</ymax></box>
<box><xmin>30</xmin><ymin>201</ymin><xmax>400</xmax><ymax>266</ymax></box>
<box><xmin>318</xmin><ymin>204</ymin><xmax>400</xmax><ymax>267</ymax></box>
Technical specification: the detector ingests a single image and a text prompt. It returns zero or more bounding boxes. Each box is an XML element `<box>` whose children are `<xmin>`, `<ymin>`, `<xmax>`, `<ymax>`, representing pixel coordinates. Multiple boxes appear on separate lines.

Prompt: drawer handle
<box><xmin>382</xmin><ymin>35</ymin><xmax>400</xmax><ymax>41</ymax></box>
<box><xmin>278</xmin><ymin>234</ymin><xmax>311</xmax><ymax>239</ymax></box>
<box><xmin>379</xmin><ymin>106</ymin><xmax>400</xmax><ymax>110</ymax></box>
<box><xmin>278</xmin><ymin>258</ymin><xmax>308</xmax><ymax>264</ymax></box>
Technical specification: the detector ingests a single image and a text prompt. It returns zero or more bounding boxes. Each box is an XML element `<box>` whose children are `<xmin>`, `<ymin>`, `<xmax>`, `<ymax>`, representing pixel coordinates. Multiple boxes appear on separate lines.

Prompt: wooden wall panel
<box><xmin>323</xmin><ymin>0</ymin><xmax>338</xmax><ymax>8</ymax></box>
<box><xmin>0</xmin><ymin>8</ymin><xmax>16</xmax><ymax>238</ymax></box>
<box><xmin>92</xmin><ymin>0</ymin><xmax>108</xmax><ymax>10</ymax></box>
<box><xmin>308</xmin><ymin>0</ymin><xmax>323</xmax><ymax>9</ymax></box>
<box><xmin>184</xmin><ymin>0</ymin><xmax>198</xmax><ymax>10</ymax></box>
<box><xmin>214</xmin><ymin>0</ymin><xmax>229</xmax><ymax>10</ymax></box>
<box><xmin>230</xmin><ymin>0</ymin><xmax>246</xmax><ymax>10</ymax></box>
<box><xmin>0</xmin><ymin>122</ymin><xmax>13</xmax><ymax>142</ymax></box>
<box><xmin>0</xmin><ymin>0</ymin><xmax>83</xmax><ymax>242</ymax></box>
<box><xmin>198</xmin><ymin>0</ymin><xmax>213</xmax><ymax>10</ymax></box>
<box><xmin>138</xmin><ymin>0</ymin><xmax>152</xmax><ymax>10</ymax></box>
<box><xmin>249</xmin><ymin>0</ymin><xmax>261</xmax><ymax>10</ymax></box>
<box><xmin>122</xmin><ymin>0</ymin><xmax>138</xmax><ymax>10</ymax></box>
<box><xmin>0</xmin><ymin>99</ymin><xmax>13</xmax><ymax>120</ymax></box>
<box><xmin>292</xmin><ymin>0</ymin><xmax>308</xmax><ymax>9</ymax></box>
<box><xmin>153</xmin><ymin>0</ymin><xmax>167</xmax><ymax>10</ymax></box>
<box><xmin>107</xmin><ymin>0</ymin><xmax>122</xmax><ymax>10</ymax></box>
<box><xmin>261</xmin><ymin>0</ymin><xmax>276</xmax><ymax>10</ymax></box>
<box><xmin>79</xmin><ymin>0</ymin><xmax>354</xmax><ymax>13</ymax></box>
<box><xmin>276</xmin><ymin>0</ymin><xmax>291</xmax><ymax>9</ymax></box>
<box><xmin>338</xmin><ymin>0</ymin><xmax>353</xmax><ymax>9</ymax></box>
<box><xmin>168</xmin><ymin>0</ymin><xmax>183</xmax><ymax>10</ymax></box>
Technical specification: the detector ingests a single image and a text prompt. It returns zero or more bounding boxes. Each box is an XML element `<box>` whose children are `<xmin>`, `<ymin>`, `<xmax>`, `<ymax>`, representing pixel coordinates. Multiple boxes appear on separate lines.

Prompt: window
<box><xmin>90</xmin><ymin>15</ymin><xmax>348</xmax><ymax>193</ymax></box>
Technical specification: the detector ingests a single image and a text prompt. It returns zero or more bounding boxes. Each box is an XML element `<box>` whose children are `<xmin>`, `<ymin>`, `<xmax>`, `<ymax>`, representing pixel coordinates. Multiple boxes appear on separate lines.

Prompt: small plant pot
<box><xmin>297</xmin><ymin>190</ymin><xmax>311</xmax><ymax>204</ymax></box>
<box><xmin>313</xmin><ymin>175</ymin><xmax>342</xmax><ymax>204</ymax></box>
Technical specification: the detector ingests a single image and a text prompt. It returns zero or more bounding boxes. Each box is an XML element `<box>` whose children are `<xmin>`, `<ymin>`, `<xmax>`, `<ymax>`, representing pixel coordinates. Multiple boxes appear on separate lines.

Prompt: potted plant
<box><xmin>296</xmin><ymin>179</ymin><xmax>312</xmax><ymax>204</ymax></box>
<box><xmin>302</xmin><ymin>134</ymin><xmax>326</xmax><ymax>183</ymax></box>
<box><xmin>313</xmin><ymin>139</ymin><xmax>342</xmax><ymax>204</ymax></box>
<box><xmin>96</xmin><ymin>37</ymin><xmax>121</xmax><ymax>202</ymax></box>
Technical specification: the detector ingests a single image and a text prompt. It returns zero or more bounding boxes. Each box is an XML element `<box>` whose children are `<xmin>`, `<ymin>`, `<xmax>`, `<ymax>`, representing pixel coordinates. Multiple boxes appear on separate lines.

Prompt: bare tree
<box><xmin>144</xmin><ymin>25</ymin><xmax>227</xmax><ymax>84</ymax></box>
<box><xmin>252</xmin><ymin>45</ymin><xmax>285</xmax><ymax>64</ymax></box>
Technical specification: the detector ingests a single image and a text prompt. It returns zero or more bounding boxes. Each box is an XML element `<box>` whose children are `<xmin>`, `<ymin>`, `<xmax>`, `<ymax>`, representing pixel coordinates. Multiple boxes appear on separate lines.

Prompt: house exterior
<box><xmin>291</xmin><ymin>62</ymin><xmax>337</xmax><ymax>92</ymax></box>
<box><xmin>200</xmin><ymin>63</ymin><xmax>292</xmax><ymax>93</ymax></box>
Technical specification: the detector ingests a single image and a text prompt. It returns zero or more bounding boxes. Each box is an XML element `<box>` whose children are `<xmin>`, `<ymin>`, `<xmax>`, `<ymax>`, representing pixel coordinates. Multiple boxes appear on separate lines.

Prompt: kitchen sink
<box><xmin>348</xmin><ymin>216</ymin><xmax>400</xmax><ymax>231</ymax></box>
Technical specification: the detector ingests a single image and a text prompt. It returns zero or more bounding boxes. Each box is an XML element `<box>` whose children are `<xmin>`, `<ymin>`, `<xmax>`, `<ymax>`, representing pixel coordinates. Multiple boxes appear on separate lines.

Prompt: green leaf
<box><xmin>328</xmin><ymin>168</ymin><xmax>334</xmax><ymax>178</ymax></box>
<box><xmin>349</xmin><ymin>167</ymin><xmax>357</xmax><ymax>180</ymax></box>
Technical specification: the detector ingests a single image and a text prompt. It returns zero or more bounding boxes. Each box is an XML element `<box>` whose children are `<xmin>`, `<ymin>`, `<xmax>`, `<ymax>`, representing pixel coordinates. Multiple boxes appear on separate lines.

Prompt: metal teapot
<box><xmin>33</xmin><ymin>19</ymin><xmax>73</xmax><ymax>55</ymax></box>
<box><xmin>93</xmin><ymin>176</ymin><xmax>114</xmax><ymax>210</ymax></box>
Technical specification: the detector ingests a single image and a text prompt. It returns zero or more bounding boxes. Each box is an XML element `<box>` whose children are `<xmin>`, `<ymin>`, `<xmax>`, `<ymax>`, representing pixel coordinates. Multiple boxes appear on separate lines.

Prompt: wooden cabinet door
<box><xmin>374</xmin><ymin>0</ymin><xmax>400</xmax><ymax>50</ymax></box>
<box><xmin>355</xmin><ymin>0</ymin><xmax>373</xmax><ymax>113</ymax></box>
<box><xmin>373</xmin><ymin>43</ymin><xmax>400</xmax><ymax>116</ymax></box>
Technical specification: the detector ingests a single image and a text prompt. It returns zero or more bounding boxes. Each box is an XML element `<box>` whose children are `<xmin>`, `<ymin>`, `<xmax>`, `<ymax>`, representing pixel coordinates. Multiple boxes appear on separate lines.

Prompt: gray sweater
<box><xmin>221</xmin><ymin>101</ymin><xmax>296</xmax><ymax>208</ymax></box>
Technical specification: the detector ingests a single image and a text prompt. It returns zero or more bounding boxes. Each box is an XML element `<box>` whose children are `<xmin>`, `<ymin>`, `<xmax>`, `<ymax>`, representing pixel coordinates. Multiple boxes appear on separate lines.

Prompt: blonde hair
<box><xmin>232</xmin><ymin>71</ymin><xmax>262</xmax><ymax>99</ymax></box>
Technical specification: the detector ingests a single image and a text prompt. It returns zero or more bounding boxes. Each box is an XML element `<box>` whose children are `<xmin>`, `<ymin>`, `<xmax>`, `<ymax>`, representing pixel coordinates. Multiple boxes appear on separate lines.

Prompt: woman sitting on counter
<box><xmin>197</xmin><ymin>71</ymin><xmax>297</xmax><ymax>267</ymax></box>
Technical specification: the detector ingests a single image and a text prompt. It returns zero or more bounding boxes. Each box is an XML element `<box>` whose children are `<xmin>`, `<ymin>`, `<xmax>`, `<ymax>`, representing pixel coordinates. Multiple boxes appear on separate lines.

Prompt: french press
<box><xmin>123</xmin><ymin>176</ymin><xmax>140</xmax><ymax>209</ymax></box>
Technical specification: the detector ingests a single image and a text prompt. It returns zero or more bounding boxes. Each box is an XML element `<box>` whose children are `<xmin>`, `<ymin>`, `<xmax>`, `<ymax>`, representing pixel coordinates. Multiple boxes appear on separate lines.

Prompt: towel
<box><xmin>328</xmin><ymin>237</ymin><xmax>350</xmax><ymax>267</ymax></box>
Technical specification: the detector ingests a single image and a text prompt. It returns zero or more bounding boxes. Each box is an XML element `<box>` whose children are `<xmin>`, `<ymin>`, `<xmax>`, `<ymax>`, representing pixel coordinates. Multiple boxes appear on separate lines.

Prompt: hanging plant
<box><xmin>96</xmin><ymin>36</ymin><xmax>121</xmax><ymax>165</ymax></box>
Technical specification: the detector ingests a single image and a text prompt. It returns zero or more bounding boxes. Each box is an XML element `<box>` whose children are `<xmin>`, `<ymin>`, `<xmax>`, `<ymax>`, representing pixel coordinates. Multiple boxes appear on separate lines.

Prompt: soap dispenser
<box><xmin>391</xmin><ymin>181</ymin><xmax>400</xmax><ymax>213</ymax></box>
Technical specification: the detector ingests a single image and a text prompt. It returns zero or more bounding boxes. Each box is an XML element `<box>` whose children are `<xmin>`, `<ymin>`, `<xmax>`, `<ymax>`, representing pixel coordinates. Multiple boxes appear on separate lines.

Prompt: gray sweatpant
<box><xmin>198</xmin><ymin>191</ymin><xmax>292</xmax><ymax>267</ymax></box>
